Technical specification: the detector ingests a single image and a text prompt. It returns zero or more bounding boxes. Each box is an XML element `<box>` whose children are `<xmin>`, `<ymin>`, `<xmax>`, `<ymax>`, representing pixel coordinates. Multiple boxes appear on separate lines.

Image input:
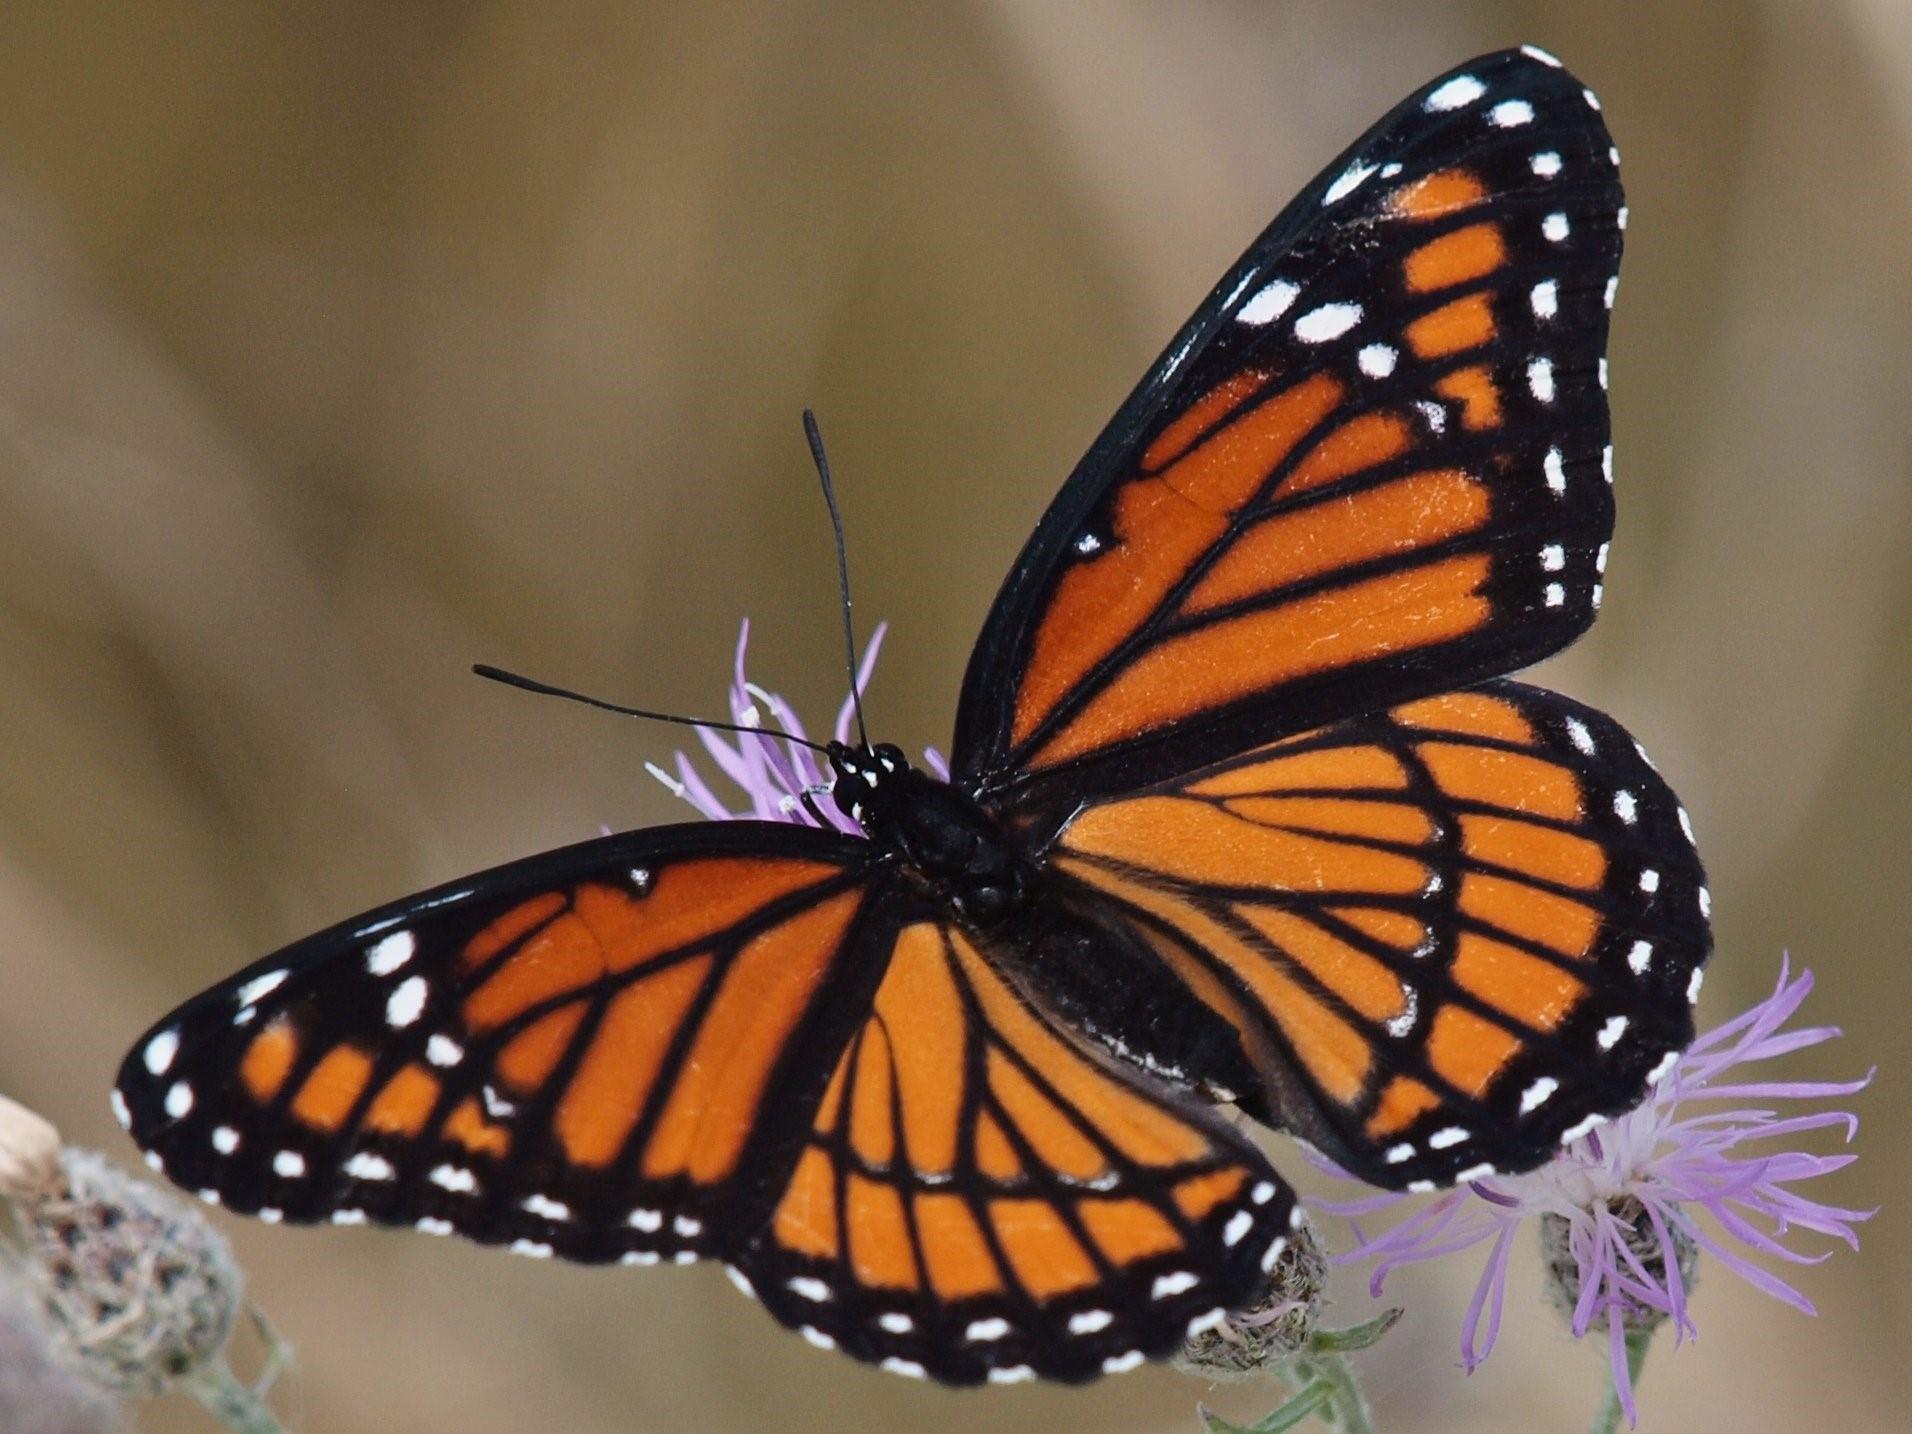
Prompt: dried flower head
<box><xmin>7</xmin><ymin>1148</ymin><xmax>243</xmax><ymax>1399</ymax></box>
<box><xmin>1175</xmin><ymin>1215</ymin><xmax>1328</xmax><ymax>1381</ymax></box>
<box><xmin>1313</xmin><ymin>957</ymin><xmax>1873</xmax><ymax>1424</ymax></box>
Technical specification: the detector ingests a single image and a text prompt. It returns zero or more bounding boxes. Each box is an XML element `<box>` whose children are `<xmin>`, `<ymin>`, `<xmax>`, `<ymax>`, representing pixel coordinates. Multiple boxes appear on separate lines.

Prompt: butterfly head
<box><xmin>826</xmin><ymin>740</ymin><xmax>912</xmax><ymax>828</ymax></box>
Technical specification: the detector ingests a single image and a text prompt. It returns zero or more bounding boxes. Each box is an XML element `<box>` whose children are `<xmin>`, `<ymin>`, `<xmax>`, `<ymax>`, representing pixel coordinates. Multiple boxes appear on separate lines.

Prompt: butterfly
<box><xmin>114</xmin><ymin>47</ymin><xmax>1709</xmax><ymax>1387</ymax></box>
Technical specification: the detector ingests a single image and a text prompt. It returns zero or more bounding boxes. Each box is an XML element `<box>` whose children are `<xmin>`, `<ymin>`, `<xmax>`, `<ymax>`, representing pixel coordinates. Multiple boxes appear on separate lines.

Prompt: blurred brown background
<box><xmin>1</xmin><ymin>2</ymin><xmax>1905</xmax><ymax>1430</ymax></box>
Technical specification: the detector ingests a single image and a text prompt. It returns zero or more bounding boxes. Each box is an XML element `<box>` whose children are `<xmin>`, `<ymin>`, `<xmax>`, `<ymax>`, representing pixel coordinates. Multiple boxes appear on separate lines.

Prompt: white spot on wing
<box><xmin>1544</xmin><ymin>582</ymin><xmax>1566</xmax><ymax>608</ymax></box>
<box><xmin>1688</xmin><ymin>967</ymin><xmax>1706</xmax><ymax>1003</ymax></box>
<box><xmin>988</xmin><ymin>1365</ymin><xmax>1035</xmax><ymax>1384</ymax></box>
<box><xmin>788</xmin><ymin>1276</ymin><xmax>832</xmax><ymax>1303</ymax></box>
<box><xmin>1428</xmin><ymin>1126</ymin><xmax>1469</xmax><ymax>1150</ymax></box>
<box><xmin>880</xmin><ymin>1357</ymin><xmax>927</xmax><ymax>1381</ymax></box>
<box><xmin>109</xmin><ymin>1089</ymin><xmax>131</xmax><ymax>1130</ymax></box>
<box><xmin>211</xmin><ymin>1125</ymin><xmax>239</xmax><ymax>1154</ymax></box>
<box><xmin>1260</xmin><ymin>1235</ymin><xmax>1288</xmax><ymax>1271</ymax></box>
<box><xmin>1639</xmin><ymin>868</ymin><xmax>1661</xmax><ymax>894</ymax></box>
<box><xmin>1491</xmin><ymin>99</ymin><xmax>1535</xmax><ymax>128</ymax></box>
<box><xmin>417</xmin><ymin>1216</ymin><xmax>454</xmax><ymax>1236</ymax></box>
<box><xmin>1613</xmin><ymin>790</ymin><xmax>1638</xmax><ymax>823</ymax></box>
<box><xmin>966</xmin><ymin>1316</ymin><xmax>1011</xmax><ymax>1341</ymax></box>
<box><xmin>1543</xmin><ymin>446</ymin><xmax>1567</xmax><ymax>495</ymax></box>
<box><xmin>1102</xmin><ymin>1351</ymin><xmax>1146</xmax><ymax>1375</ymax></box>
<box><xmin>1384</xmin><ymin>985</ymin><xmax>1419</xmax><ymax>1037</ymax></box>
<box><xmin>428</xmin><ymin>1163</ymin><xmax>476</xmax><ymax>1193</ymax></box>
<box><xmin>1541</xmin><ymin>544</ymin><xmax>1565</xmax><ymax>572</ymax></box>
<box><xmin>1222</xmin><ymin>1210</ymin><xmax>1254</xmax><ymax>1246</ymax></box>
<box><xmin>1294</xmin><ymin>302</ymin><xmax>1362</xmax><ymax>343</ymax></box>
<box><xmin>1628</xmin><ymin>940</ymin><xmax>1654</xmax><ymax>975</ymax></box>
<box><xmin>1598</xmin><ymin>1016</ymin><xmax>1630</xmax><ymax>1051</ymax></box>
<box><xmin>426</xmin><ymin>1034</ymin><xmax>464</xmax><ymax>1068</ymax></box>
<box><xmin>1324</xmin><ymin>160</ymin><xmax>1377</xmax><ymax>205</ymax></box>
<box><xmin>163</xmin><ymin>1081</ymin><xmax>193</xmax><ymax>1118</ymax></box>
<box><xmin>345</xmin><ymin>1151</ymin><xmax>395</xmax><ymax>1181</ymax></box>
<box><xmin>627</xmin><ymin>1207</ymin><xmax>663</xmax><ymax>1233</ymax></box>
<box><xmin>1531</xmin><ymin>280</ymin><xmax>1559</xmax><ymax>319</ymax></box>
<box><xmin>385</xmin><ymin>975</ymin><xmax>428</xmax><ymax>1028</ymax></box>
<box><xmin>1521</xmin><ymin>44</ymin><xmax>1564</xmax><ymax>66</ymax></box>
<box><xmin>1186</xmin><ymin>1308</ymin><xmax>1228</xmax><ymax>1338</ymax></box>
<box><xmin>235</xmin><ymin>970</ymin><xmax>288</xmax><ymax>1007</ymax></box>
<box><xmin>1238</xmin><ymin>279</ymin><xmax>1299</xmax><ymax>325</ymax></box>
<box><xmin>143</xmin><ymin>1029</ymin><xmax>180</xmax><ymax>1076</ymax></box>
<box><xmin>1357</xmin><ymin>343</ymin><xmax>1397</xmax><ymax>378</ymax></box>
<box><xmin>1151</xmin><ymin>1271</ymin><xmax>1198</xmax><ymax>1300</ymax></box>
<box><xmin>1559</xmin><ymin>1113</ymin><xmax>1608</xmax><ymax>1144</ymax></box>
<box><xmin>273</xmin><ymin>1150</ymin><xmax>307</xmax><ymax>1179</ymax></box>
<box><xmin>508</xmin><ymin>1239</ymin><xmax>553</xmax><ymax>1259</ymax></box>
<box><xmin>878</xmin><ymin>1312</ymin><xmax>913</xmax><ymax>1335</ymax></box>
<box><xmin>1565</xmin><ymin>716</ymin><xmax>1595</xmax><ymax>754</ymax></box>
<box><xmin>1542</xmin><ymin>212</ymin><xmax>1570</xmax><ymax>242</ymax></box>
<box><xmin>522</xmin><ymin>1194</ymin><xmax>571</xmax><ymax>1221</ymax></box>
<box><xmin>1521</xmin><ymin>1076</ymin><xmax>1559</xmax><ymax>1113</ymax></box>
<box><xmin>1384</xmin><ymin>1143</ymin><xmax>1414</xmax><ymax>1164</ymax></box>
<box><xmin>1530</xmin><ymin>151</ymin><xmax>1563</xmax><ymax>178</ymax></box>
<box><xmin>1646</xmin><ymin>1050</ymin><xmax>1680</xmax><ymax>1085</ymax></box>
<box><xmin>1425</xmin><ymin>74</ymin><xmax>1485</xmax><ymax>112</ymax></box>
<box><xmin>1528</xmin><ymin>357</ymin><xmax>1556</xmax><ymax>403</ymax></box>
<box><xmin>366</xmin><ymin>930</ymin><xmax>415</xmax><ymax>976</ymax></box>
<box><xmin>1069</xmin><ymin>1309</ymin><xmax>1114</xmax><ymax>1335</ymax></box>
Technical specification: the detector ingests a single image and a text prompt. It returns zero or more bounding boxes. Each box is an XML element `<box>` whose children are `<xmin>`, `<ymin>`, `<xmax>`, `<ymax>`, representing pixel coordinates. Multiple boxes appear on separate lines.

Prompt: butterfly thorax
<box><xmin>828</xmin><ymin>740</ymin><xmax>1031</xmax><ymax>925</ymax></box>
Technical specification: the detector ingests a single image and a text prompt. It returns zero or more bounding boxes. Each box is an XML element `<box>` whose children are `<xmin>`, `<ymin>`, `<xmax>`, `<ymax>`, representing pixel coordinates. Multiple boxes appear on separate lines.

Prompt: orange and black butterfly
<box><xmin>115</xmin><ymin>48</ymin><xmax>1709</xmax><ymax>1386</ymax></box>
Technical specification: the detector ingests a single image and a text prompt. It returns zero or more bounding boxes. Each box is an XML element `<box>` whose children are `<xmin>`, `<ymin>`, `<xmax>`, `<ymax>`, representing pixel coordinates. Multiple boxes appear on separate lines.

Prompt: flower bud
<box><xmin>9</xmin><ymin>1149</ymin><xmax>243</xmax><ymax>1398</ymax></box>
<box><xmin>1174</xmin><ymin>1214</ymin><xmax>1328</xmax><ymax>1381</ymax></box>
<box><xmin>1539</xmin><ymin>1195</ymin><xmax>1698</xmax><ymax>1337</ymax></box>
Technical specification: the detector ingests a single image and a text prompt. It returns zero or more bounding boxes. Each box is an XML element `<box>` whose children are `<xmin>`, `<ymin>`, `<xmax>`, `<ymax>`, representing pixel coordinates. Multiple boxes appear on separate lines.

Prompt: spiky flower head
<box><xmin>1313</xmin><ymin>957</ymin><xmax>1873</xmax><ymax>1424</ymax></box>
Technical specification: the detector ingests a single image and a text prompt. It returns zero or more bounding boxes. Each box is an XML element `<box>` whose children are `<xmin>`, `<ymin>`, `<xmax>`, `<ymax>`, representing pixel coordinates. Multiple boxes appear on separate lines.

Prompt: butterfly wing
<box><xmin>1038</xmin><ymin>682</ymin><xmax>1709</xmax><ymax>1189</ymax></box>
<box><xmin>735</xmin><ymin>920</ymin><xmax>1294</xmax><ymax>1384</ymax></box>
<box><xmin>953</xmin><ymin>48</ymin><xmax>1625</xmax><ymax>812</ymax></box>
<box><xmin>113</xmin><ymin>821</ymin><xmax>902</xmax><ymax>1264</ymax></box>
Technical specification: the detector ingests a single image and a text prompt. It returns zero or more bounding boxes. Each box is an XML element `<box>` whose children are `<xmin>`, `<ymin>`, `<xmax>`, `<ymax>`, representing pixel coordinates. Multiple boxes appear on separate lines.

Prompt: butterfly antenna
<box><xmin>804</xmin><ymin>408</ymin><xmax>871</xmax><ymax>751</ymax></box>
<box><xmin>472</xmin><ymin>664</ymin><xmax>832</xmax><ymax>755</ymax></box>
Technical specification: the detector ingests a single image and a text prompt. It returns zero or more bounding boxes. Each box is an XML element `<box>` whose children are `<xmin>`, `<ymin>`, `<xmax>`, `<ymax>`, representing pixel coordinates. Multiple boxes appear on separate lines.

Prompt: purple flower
<box><xmin>650</xmin><ymin>619</ymin><xmax>946</xmax><ymax>830</ymax></box>
<box><xmin>1312</xmin><ymin>958</ymin><xmax>1874</xmax><ymax>1425</ymax></box>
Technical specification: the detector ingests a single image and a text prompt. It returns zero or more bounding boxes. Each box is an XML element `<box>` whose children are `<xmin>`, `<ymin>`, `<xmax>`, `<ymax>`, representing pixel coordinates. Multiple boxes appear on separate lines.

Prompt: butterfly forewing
<box><xmin>1046</xmin><ymin>682</ymin><xmax>1708</xmax><ymax>1188</ymax></box>
<box><xmin>735</xmin><ymin>921</ymin><xmax>1295</xmax><ymax>1384</ymax></box>
<box><xmin>956</xmin><ymin>48</ymin><xmax>1625</xmax><ymax>810</ymax></box>
<box><xmin>114</xmin><ymin>824</ymin><xmax>897</xmax><ymax>1263</ymax></box>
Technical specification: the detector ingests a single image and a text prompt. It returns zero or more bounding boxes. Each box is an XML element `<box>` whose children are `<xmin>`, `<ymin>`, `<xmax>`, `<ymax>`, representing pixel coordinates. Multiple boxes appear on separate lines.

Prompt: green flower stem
<box><xmin>178</xmin><ymin>1353</ymin><xmax>288</xmax><ymax>1434</ymax></box>
<box><xmin>1202</xmin><ymin>1312</ymin><xmax>1398</xmax><ymax>1434</ymax></box>
<box><xmin>1588</xmin><ymin>1326</ymin><xmax>1654</xmax><ymax>1434</ymax></box>
<box><xmin>1296</xmin><ymin>1351</ymin><xmax>1377</xmax><ymax>1434</ymax></box>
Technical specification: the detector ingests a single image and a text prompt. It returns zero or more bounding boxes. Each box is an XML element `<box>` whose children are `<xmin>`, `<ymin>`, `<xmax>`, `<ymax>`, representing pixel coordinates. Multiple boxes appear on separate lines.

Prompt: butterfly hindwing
<box><xmin>114</xmin><ymin>822</ymin><xmax>897</xmax><ymax>1263</ymax></box>
<box><xmin>955</xmin><ymin>48</ymin><xmax>1625</xmax><ymax>812</ymax></box>
<box><xmin>1044</xmin><ymin>681</ymin><xmax>1709</xmax><ymax>1189</ymax></box>
<box><xmin>735</xmin><ymin>920</ymin><xmax>1295</xmax><ymax>1384</ymax></box>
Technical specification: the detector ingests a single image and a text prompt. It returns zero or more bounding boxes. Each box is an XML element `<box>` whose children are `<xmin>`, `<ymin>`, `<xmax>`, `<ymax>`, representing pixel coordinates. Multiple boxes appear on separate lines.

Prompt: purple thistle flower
<box><xmin>1311</xmin><ymin>957</ymin><xmax>1874</xmax><ymax>1425</ymax></box>
<box><xmin>650</xmin><ymin>619</ymin><xmax>946</xmax><ymax>830</ymax></box>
